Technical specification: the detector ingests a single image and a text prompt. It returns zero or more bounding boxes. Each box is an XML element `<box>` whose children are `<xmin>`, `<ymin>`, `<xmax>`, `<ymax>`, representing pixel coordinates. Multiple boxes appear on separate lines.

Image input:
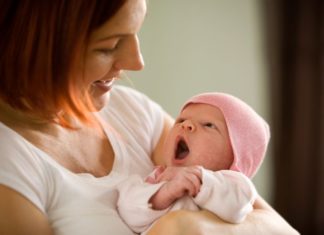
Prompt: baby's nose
<box><xmin>181</xmin><ymin>120</ymin><xmax>195</xmax><ymax>131</ymax></box>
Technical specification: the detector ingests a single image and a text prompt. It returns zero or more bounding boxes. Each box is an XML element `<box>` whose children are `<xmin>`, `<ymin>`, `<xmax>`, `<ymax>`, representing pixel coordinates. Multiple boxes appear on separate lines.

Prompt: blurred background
<box><xmin>118</xmin><ymin>1</ymin><xmax>324</xmax><ymax>234</ymax></box>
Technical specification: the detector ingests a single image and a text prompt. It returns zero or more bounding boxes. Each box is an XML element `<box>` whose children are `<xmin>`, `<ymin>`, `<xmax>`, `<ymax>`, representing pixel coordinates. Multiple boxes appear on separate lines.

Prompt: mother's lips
<box><xmin>92</xmin><ymin>78</ymin><xmax>115</xmax><ymax>92</ymax></box>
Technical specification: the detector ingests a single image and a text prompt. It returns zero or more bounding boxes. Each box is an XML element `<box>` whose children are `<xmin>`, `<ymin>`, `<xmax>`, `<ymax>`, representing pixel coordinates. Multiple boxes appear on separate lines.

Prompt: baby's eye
<box><xmin>204</xmin><ymin>122</ymin><xmax>217</xmax><ymax>129</ymax></box>
<box><xmin>175</xmin><ymin>118</ymin><xmax>185</xmax><ymax>124</ymax></box>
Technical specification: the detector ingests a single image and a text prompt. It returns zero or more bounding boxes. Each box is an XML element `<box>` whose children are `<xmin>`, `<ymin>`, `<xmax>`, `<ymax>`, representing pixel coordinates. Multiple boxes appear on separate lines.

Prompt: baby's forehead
<box><xmin>179</xmin><ymin>103</ymin><xmax>226</xmax><ymax>120</ymax></box>
<box><xmin>181</xmin><ymin>102</ymin><xmax>223</xmax><ymax>114</ymax></box>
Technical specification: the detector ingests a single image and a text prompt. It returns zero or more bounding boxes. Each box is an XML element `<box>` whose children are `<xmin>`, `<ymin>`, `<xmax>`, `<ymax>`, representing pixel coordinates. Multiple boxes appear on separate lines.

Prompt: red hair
<box><xmin>0</xmin><ymin>0</ymin><xmax>126</xmax><ymax>127</ymax></box>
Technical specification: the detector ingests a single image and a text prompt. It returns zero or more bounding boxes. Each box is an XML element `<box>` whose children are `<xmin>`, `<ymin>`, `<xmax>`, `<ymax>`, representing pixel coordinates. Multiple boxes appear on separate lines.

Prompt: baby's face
<box><xmin>163</xmin><ymin>103</ymin><xmax>234</xmax><ymax>171</ymax></box>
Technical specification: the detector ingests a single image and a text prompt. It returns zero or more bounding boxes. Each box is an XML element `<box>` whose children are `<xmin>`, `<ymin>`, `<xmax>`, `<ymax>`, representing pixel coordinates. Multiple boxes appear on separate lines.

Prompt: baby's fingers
<box><xmin>145</xmin><ymin>166</ymin><xmax>166</xmax><ymax>184</ymax></box>
<box><xmin>183</xmin><ymin>173</ymin><xmax>202</xmax><ymax>197</ymax></box>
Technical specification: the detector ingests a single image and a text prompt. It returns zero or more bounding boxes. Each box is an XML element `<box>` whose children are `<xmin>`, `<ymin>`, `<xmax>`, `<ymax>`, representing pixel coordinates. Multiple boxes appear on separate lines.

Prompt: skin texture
<box><xmin>82</xmin><ymin>0</ymin><xmax>146</xmax><ymax>109</ymax></box>
<box><xmin>0</xmin><ymin>185</ymin><xmax>54</xmax><ymax>235</ymax></box>
<box><xmin>163</xmin><ymin>103</ymin><xmax>234</xmax><ymax>171</ymax></box>
<box><xmin>149</xmin><ymin>103</ymin><xmax>234</xmax><ymax>209</ymax></box>
<box><xmin>147</xmin><ymin>196</ymin><xmax>300</xmax><ymax>235</ymax></box>
<box><xmin>148</xmin><ymin>165</ymin><xmax>202</xmax><ymax>210</ymax></box>
<box><xmin>148</xmin><ymin>103</ymin><xmax>300</xmax><ymax>234</ymax></box>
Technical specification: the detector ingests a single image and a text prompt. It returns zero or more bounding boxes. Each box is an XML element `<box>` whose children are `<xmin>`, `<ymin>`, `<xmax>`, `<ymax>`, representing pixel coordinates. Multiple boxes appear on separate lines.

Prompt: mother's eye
<box><xmin>96</xmin><ymin>48</ymin><xmax>116</xmax><ymax>56</ymax></box>
<box><xmin>95</xmin><ymin>41</ymin><xmax>120</xmax><ymax>56</ymax></box>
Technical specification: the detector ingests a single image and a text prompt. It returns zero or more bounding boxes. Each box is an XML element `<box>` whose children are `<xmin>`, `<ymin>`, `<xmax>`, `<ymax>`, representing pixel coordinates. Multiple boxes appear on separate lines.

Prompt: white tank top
<box><xmin>0</xmin><ymin>85</ymin><xmax>164</xmax><ymax>235</ymax></box>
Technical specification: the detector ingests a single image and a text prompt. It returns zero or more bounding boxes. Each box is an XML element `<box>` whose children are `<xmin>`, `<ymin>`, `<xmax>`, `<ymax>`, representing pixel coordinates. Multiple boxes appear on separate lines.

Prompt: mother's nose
<box><xmin>114</xmin><ymin>35</ymin><xmax>144</xmax><ymax>71</ymax></box>
<box><xmin>181</xmin><ymin>120</ymin><xmax>195</xmax><ymax>132</ymax></box>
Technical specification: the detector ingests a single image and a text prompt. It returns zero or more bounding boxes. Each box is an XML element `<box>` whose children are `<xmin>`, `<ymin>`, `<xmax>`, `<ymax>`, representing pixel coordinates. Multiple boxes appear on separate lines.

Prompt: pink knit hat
<box><xmin>181</xmin><ymin>92</ymin><xmax>270</xmax><ymax>178</ymax></box>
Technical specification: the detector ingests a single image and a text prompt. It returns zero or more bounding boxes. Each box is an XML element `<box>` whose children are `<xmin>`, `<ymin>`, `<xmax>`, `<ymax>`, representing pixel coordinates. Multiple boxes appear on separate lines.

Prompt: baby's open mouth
<box><xmin>175</xmin><ymin>138</ymin><xmax>189</xmax><ymax>160</ymax></box>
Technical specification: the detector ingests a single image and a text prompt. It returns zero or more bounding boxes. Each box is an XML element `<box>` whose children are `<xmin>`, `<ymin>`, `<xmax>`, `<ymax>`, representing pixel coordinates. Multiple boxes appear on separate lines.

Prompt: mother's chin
<box><xmin>89</xmin><ymin>80</ymin><xmax>114</xmax><ymax>111</ymax></box>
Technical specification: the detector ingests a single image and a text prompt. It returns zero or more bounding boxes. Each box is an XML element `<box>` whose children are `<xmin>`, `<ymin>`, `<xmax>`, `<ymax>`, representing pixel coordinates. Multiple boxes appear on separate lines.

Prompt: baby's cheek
<box><xmin>198</xmin><ymin>149</ymin><xmax>225</xmax><ymax>171</ymax></box>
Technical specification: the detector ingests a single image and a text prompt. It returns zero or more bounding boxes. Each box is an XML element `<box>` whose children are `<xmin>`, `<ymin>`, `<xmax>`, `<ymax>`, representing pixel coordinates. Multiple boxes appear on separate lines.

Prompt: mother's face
<box><xmin>82</xmin><ymin>0</ymin><xmax>146</xmax><ymax>110</ymax></box>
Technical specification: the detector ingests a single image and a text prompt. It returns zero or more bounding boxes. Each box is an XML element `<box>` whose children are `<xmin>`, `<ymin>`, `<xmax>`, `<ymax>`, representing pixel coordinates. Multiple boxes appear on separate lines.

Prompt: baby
<box><xmin>117</xmin><ymin>92</ymin><xmax>270</xmax><ymax>234</ymax></box>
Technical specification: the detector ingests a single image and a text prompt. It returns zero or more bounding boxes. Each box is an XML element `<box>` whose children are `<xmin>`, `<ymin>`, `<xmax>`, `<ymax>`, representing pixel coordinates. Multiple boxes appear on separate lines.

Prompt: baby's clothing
<box><xmin>0</xmin><ymin>85</ymin><xmax>164</xmax><ymax>235</ymax></box>
<box><xmin>117</xmin><ymin>168</ymin><xmax>257</xmax><ymax>234</ymax></box>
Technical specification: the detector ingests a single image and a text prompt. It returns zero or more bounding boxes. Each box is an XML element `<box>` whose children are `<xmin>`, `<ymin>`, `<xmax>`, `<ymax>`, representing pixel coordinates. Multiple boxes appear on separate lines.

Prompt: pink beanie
<box><xmin>182</xmin><ymin>92</ymin><xmax>270</xmax><ymax>178</ymax></box>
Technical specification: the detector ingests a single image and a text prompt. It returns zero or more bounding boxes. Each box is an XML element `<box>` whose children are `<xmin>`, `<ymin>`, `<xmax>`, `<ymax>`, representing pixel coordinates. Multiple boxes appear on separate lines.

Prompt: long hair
<box><xmin>0</xmin><ymin>0</ymin><xmax>126</xmax><ymax>127</ymax></box>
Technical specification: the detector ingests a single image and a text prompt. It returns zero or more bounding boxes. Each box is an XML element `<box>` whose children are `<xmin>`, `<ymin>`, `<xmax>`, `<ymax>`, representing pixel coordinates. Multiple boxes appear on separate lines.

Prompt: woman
<box><xmin>0</xmin><ymin>1</ymin><xmax>298</xmax><ymax>234</ymax></box>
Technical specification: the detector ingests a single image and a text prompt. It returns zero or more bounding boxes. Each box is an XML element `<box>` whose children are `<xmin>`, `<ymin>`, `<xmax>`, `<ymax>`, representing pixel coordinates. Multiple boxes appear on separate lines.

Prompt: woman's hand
<box><xmin>147</xmin><ymin>195</ymin><xmax>300</xmax><ymax>235</ymax></box>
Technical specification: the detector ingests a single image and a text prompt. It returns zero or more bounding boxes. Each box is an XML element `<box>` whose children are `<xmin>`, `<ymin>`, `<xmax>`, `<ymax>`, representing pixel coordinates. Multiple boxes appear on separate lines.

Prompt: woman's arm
<box><xmin>0</xmin><ymin>185</ymin><xmax>53</xmax><ymax>235</ymax></box>
<box><xmin>147</xmin><ymin>195</ymin><xmax>300</xmax><ymax>235</ymax></box>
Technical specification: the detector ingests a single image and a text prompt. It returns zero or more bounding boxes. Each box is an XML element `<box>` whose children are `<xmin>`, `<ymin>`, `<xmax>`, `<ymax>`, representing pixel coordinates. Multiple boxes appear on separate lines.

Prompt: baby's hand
<box><xmin>162</xmin><ymin>166</ymin><xmax>202</xmax><ymax>197</ymax></box>
<box><xmin>149</xmin><ymin>166</ymin><xmax>202</xmax><ymax>210</ymax></box>
<box><xmin>145</xmin><ymin>166</ymin><xmax>166</xmax><ymax>184</ymax></box>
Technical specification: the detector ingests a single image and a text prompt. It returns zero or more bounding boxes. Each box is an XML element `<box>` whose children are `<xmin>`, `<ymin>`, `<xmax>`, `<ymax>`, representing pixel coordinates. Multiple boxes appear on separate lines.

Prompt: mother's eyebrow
<box><xmin>96</xmin><ymin>33</ymin><xmax>129</xmax><ymax>42</ymax></box>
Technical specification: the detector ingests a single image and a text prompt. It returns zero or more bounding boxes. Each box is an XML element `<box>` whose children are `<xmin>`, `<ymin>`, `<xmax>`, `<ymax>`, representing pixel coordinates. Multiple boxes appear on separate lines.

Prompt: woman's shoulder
<box><xmin>0</xmin><ymin>122</ymin><xmax>28</xmax><ymax>154</ymax></box>
<box><xmin>0</xmin><ymin>123</ymin><xmax>49</xmax><ymax>212</ymax></box>
<box><xmin>0</xmin><ymin>122</ymin><xmax>49</xmax><ymax>175</ymax></box>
